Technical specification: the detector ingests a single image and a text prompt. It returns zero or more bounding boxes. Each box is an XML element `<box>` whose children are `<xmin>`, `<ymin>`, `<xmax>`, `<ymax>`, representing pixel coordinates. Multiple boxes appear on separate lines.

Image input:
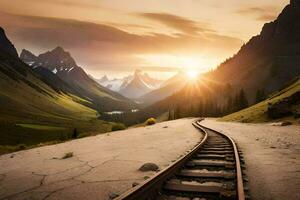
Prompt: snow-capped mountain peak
<box><xmin>99</xmin><ymin>75</ymin><xmax>109</xmax><ymax>83</ymax></box>
<box><xmin>96</xmin><ymin>70</ymin><xmax>163</xmax><ymax>99</ymax></box>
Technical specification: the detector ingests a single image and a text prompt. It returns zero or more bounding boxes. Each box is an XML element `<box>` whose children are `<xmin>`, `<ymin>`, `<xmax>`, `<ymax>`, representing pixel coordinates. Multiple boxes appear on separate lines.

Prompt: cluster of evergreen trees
<box><xmin>255</xmin><ymin>89</ymin><xmax>266</xmax><ymax>103</ymax></box>
<box><xmin>168</xmin><ymin>88</ymin><xmax>249</xmax><ymax>120</ymax></box>
<box><xmin>224</xmin><ymin>89</ymin><xmax>248</xmax><ymax>114</ymax></box>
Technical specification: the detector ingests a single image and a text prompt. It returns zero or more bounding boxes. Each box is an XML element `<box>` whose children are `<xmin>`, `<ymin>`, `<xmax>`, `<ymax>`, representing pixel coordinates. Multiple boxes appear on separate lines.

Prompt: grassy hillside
<box><xmin>0</xmin><ymin>51</ymin><xmax>115</xmax><ymax>153</ymax></box>
<box><xmin>221</xmin><ymin>78</ymin><xmax>300</xmax><ymax>123</ymax></box>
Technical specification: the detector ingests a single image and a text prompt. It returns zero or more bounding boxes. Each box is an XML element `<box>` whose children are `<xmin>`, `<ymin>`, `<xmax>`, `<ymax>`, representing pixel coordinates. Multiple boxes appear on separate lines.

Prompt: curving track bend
<box><xmin>116</xmin><ymin>120</ymin><xmax>247</xmax><ymax>200</ymax></box>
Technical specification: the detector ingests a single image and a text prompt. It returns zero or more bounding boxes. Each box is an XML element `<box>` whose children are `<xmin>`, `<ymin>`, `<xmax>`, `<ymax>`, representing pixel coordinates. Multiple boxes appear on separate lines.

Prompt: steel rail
<box><xmin>116</xmin><ymin>122</ymin><xmax>208</xmax><ymax>200</ymax></box>
<box><xmin>196</xmin><ymin>121</ymin><xmax>245</xmax><ymax>200</ymax></box>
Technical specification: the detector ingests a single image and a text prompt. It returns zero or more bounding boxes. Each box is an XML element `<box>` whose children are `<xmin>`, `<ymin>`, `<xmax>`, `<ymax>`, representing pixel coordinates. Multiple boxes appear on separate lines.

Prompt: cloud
<box><xmin>26</xmin><ymin>0</ymin><xmax>105</xmax><ymax>10</ymax></box>
<box><xmin>139</xmin><ymin>13</ymin><xmax>212</xmax><ymax>35</ymax></box>
<box><xmin>0</xmin><ymin>11</ymin><xmax>242</xmax><ymax>72</ymax></box>
<box><xmin>236</xmin><ymin>6</ymin><xmax>278</xmax><ymax>21</ymax></box>
<box><xmin>106</xmin><ymin>22</ymin><xmax>152</xmax><ymax>30</ymax></box>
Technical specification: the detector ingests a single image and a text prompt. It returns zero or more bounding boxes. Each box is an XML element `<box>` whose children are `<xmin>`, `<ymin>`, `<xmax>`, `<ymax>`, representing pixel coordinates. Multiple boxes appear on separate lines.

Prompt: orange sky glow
<box><xmin>0</xmin><ymin>0</ymin><xmax>289</xmax><ymax>79</ymax></box>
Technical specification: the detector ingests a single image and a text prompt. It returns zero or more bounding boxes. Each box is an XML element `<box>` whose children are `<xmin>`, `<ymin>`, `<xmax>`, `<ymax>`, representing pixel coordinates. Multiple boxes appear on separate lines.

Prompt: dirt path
<box><xmin>201</xmin><ymin>119</ymin><xmax>300</xmax><ymax>200</ymax></box>
<box><xmin>0</xmin><ymin>118</ymin><xmax>202</xmax><ymax>200</ymax></box>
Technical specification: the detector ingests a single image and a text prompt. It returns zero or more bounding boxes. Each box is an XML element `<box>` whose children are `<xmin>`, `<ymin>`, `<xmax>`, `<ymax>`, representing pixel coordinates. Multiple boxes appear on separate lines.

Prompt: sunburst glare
<box><xmin>186</xmin><ymin>70</ymin><xmax>199</xmax><ymax>80</ymax></box>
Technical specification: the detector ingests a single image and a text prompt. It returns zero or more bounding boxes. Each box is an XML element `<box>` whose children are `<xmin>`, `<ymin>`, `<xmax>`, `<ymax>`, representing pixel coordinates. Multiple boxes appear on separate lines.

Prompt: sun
<box><xmin>186</xmin><ymin>70</ymin><xmax>199</xmax><ymax>79</ymax></box>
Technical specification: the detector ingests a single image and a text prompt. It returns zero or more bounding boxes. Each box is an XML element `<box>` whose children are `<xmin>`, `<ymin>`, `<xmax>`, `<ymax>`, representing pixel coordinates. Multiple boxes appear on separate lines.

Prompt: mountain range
<box><xmin>0</xmin><ymin>28</ymin><xmax>138</xmax><ymax>146</ymax></box>
<box><xmin>20</xmin><ymin>47</ymin><xmax>137</xmax><ymax>112</ymax></box>
<box><xmin>0</xmin><ymin>29</ymin><xmax>96</xmax><ymax>145</ymax></box>
<box><xmin>96</xmin><ymin>70</ymin><xmax>163</xmax><ymax>99</ymax></box>
<box><xmin>96</xmin><ymin>70</ymin><xmax>188</xmax><ymax>105</ymax></box>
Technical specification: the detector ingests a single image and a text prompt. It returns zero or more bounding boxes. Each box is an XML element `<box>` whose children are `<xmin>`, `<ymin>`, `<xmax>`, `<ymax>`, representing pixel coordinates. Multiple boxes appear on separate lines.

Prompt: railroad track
<box><xmin>116</xmin><ymin>120</ymin><xmax>247</xmax><ymax>200</ymax></box>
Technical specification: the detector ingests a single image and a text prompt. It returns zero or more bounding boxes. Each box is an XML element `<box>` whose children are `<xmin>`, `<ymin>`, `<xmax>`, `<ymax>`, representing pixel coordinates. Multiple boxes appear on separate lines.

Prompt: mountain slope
<box><xmin>98</xmin><ymin>75</ymin><xmax>109</xmax><ymax>83</ymax></box>
<box><xmin>119</xmin><ymin>70</ymin><xmax>153</xmax><ymax>99</ymax></box>
<box><xmin>141</xmin><ymin>72</ymin><xmax>162</xmax><ymax>89</ymax></box>
<box><xmin>0</xmin><ymin>28</ymin><xmax>113</xmax><ymax>147</ymax></box>
<box><xmin>138</xmin><ymin>72</ymin><xmax>187</xmax><ymax>106</ymax></box>
<box><xmin>207</xmin><ymin>1</ymin><xmax>300</xmax><ymax>103</ymax></box>
<box><xmin>0</xmin><ymin>27</ymin><xmax>18</xmax><ymax>58</ymax></box>
<box><xmin>139</xmin><ymin>1</ymin><xmax>300</xmax><ymax>120</ymax></box>
<box><xmin>221</xmin><ymin>77</ymin><xmax>300</xmax><ymax>123</ymax></box>
<box><xmin>96</xmin><ymin>75</ymin><xmax>133</xmax><ymax>92</ymax></box>
<box><xmin>20</xmin><ymin>48</ymin><xmax>137</xmax><ymax>111</ymax></box>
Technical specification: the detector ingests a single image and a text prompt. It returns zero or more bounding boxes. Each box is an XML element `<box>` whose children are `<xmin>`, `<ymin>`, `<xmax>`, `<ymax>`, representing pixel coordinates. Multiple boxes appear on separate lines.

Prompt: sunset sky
<box><xmin>0</xmin><ymin>0</ymin><xmax>289</xmax><ymax>79</ymax></box>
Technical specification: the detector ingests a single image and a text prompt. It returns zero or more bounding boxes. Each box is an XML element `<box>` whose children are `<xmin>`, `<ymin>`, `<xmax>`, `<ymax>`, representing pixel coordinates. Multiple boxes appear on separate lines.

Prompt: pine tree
<box><xmin>226</xmin><ymin>96</ymin><xmax>233</xmax><ymax>114</ymax></box>
<box><xmin>168</xmin><ymin>110</ymin><xmax>172</xmax><ymax>120</ymax></box>
<box><xmin>178</xmin><ymin>106</ymin><xmax>181</xmax><ymax>119</ymax></box>
<box><xmin>197</xmin><ymin>101</ymin><xmax>203</xmax><ymax>117</ymax></box>
<box><xmin>233</xmin><ymin>93</ymin><xmax>240</xmax><ymax>112</ymax></box>
<box><xmin>255</xmin><ymin>89</ymin><xmax>266</xmax><ymax>103</ymax></box>
<box><xmin>175</xmin><ymin>106</ymin><xmax>181</xmax><ymax>119</ymax></box>
<box><xmin>239</xmin><ymin>89</ymin><xmax>248</xmax><ymax>109</ymax></box>
<box><xmin>190</xmin><ymin>104</ymin><xmax>194</xmax><ymax>117</ymax></box>
<box><xmin>72</xmin><ymin>128</ymin><xmax>78</xmax><ymax>139</ymax></box>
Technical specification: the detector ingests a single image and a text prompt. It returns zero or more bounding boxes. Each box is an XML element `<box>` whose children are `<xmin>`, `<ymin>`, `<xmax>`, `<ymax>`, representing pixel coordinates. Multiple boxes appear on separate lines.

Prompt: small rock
<box><xmin>61</xmin><ymin>152</ymin><xmax>73</xmax><ymax>159</ymax></box>
<box><xmin>139</xmin><ymin>163</ymin><xmax>159</xmax><ymax>172</ymax></box>
<box><xmin>132</xmin><ymin>182</ymin><xmax>139</xmax><ymax>187</ymax></box>
<box><xmin>255</xmin><ymin>138</ymin><xmax>259</xmax><ymax>141</ymax></box>
<box><xmin>270</xmin><ymin>146</ymin><xmax>276</xmax><ymax>149</ymax></box>
<box><xmin>281</xmin><ymin>121</ymin><xmax>292</xmax><ymax>126</ymax></box>
<box><xmin>163</xmin><ymin>126</ymin><xmax>168</xmax><ymax>128</ymax></box>
<box><xmin>109</xmin><ymin>192</ymin><xmax>119</xmax><ymax>199</ymax></box>
<box><xmin>10</xmin><ymin>154</ymin><xmax>14</xmax><ymax>158</ymax></box>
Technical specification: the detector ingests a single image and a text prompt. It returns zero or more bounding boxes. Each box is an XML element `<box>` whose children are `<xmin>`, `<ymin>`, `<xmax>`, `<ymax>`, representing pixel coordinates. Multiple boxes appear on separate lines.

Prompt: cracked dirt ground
<box><xmin>0</xmin><ymin>118</ymin><xmax>201</xmax><ymax>200</ymax></box>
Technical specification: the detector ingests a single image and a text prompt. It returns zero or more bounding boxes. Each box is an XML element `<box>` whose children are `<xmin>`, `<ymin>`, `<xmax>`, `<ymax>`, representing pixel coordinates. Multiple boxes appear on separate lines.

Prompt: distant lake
<box><xmin>104</xmin><ymin>109</ymin><xmax>139</xmax><ymax>115</ymax></box>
